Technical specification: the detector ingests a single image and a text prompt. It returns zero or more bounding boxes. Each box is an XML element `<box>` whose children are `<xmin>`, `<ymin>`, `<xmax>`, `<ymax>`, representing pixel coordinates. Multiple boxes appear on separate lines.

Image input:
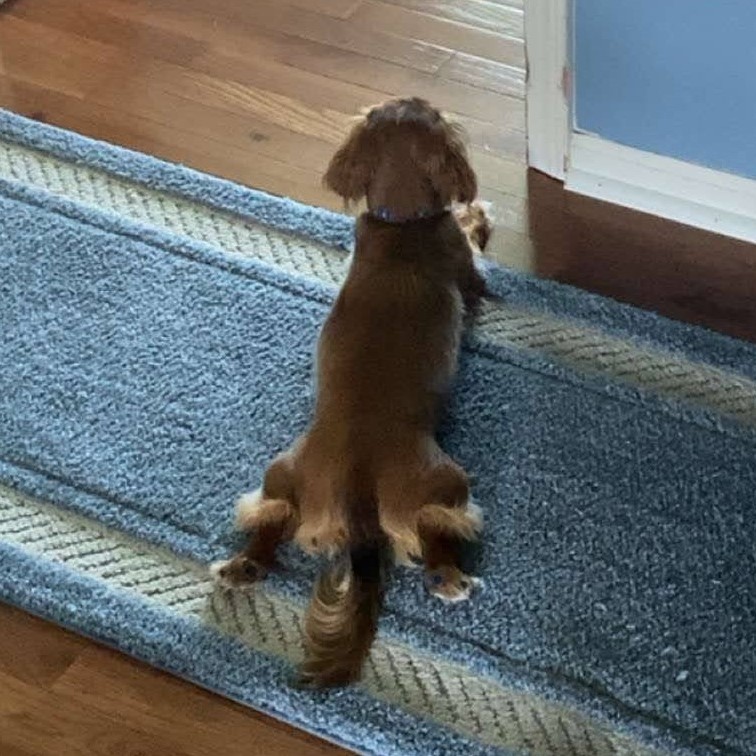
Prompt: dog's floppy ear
<box><xmin>324</xmin><ymin>120</ymin><xmax>374</xmax><ymax>203</ymax></box>
<box><xmin>429</xmin><ymin>123</ymin><xmax>477</xmax><ymax>205</ymax></box>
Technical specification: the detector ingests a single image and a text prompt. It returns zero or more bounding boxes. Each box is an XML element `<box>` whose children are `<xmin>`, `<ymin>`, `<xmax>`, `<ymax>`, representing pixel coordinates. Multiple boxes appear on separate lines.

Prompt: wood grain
<box><xmin>72</xmin><ymin>0</ymin><xmax>514</xmax><ymax>123</ymax></box>
<box><xmin>350</xmin><ymin>0</ymin><xmax>524</xmax><ymax>66</ymax></box>
<box><xmin>438</xmin><ymin>52</ymin><xmax>525</xmax><ymax>97</ymax></box>
<box><xmin>0</xmin><ymin>604</ymin><xmax>89</xmax><ymax>689</ymax></box>
<box><xmin>0</xmin><ymin>0</ymin><xmax>528</xmax><ymax>262</ymax></box>
<box><xmin>0</xmin><ymin>15</ymin><xmax>117</xmax><ymax>99</ymax></box>
<box><xmin>54</xmin><ymin>648</ymin><xmax>345</xmax><ymax>756</ymax></box>
<box><xmin>0</xmin><ymin>605</ymin><xmax>350</xmax><ymax>756</ymax></box>
<box><xmin>378</xmin><ymin>0</ymin><xmax>524</xmax><ymax>37</ymax></box>
<box><xmin>143</xmin><ymin>0</ymin><xmax>454</xmax><ymax>75</ymax></box>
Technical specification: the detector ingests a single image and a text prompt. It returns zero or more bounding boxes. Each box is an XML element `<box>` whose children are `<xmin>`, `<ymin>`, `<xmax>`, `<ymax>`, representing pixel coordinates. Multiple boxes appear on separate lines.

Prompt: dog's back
<box><xmin>297</xmin><ymin>212</ymin><xmax>481</xmax><ymax>685</ymax></box>
<box><xmin>213</xmin><ymin>98</ymin><xmax>487</xmax><ymax>688</ymax></box>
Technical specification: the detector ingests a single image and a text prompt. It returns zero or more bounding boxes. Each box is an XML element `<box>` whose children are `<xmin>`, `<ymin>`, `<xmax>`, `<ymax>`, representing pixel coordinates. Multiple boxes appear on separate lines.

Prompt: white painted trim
<box><xmin>524</xmin><ymin>0</ymin><xmax>570</xmax><ymax>179</ymax></box>
<box><xmin>523</xmin><ymin>1</ymin><xmax>756</xmax><ymax>244</ymax></box>
<box><xmin>566</xmin><ymin>133</ymin><xmax>756</xmax><ymax>244</ymax></box>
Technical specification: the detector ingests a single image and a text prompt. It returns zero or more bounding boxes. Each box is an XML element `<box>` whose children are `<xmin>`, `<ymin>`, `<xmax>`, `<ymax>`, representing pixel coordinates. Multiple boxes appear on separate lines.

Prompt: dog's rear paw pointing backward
<box><xmin>424</xmin><ymin>566</ymin><xmax>479</xmax><ymax>603</ymax></box>
<box><xmin>210</xmin><ymin>556</ymin><xmax>266</xmax><ymax>587</ymax></box>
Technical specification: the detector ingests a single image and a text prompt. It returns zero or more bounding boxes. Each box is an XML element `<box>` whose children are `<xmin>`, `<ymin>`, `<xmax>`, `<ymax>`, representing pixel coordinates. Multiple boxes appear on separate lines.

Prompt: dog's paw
<box><xmin>424</xmin><ymin>566</ymin><xmax>479</xmax><ymax>603</ymax></box>
<box><xmin>210</xmin><ymin>555</ymin><xmax>266</xmax><ymax>588</ymax></box>
<box><xmin>452</xmin><ymin>200</ymin><xmax>494</xmax><ymax>253</ymax></box>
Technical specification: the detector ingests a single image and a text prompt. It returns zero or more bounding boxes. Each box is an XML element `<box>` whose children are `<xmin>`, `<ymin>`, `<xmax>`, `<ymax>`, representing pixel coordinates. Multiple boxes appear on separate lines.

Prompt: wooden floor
<box><xmin>1</xmin><ymin>0</ymin><xmax>755</xmax><ymax>753</ymax></box>
<box><xmin>0</xmin><ymin>0</ymin><xmax>532</xmax><ymax>268</ymax></box>
<box><xmin>0</xmin><ymin>604</ymin><xmax>350</xmax><ymax>756</ymax></box>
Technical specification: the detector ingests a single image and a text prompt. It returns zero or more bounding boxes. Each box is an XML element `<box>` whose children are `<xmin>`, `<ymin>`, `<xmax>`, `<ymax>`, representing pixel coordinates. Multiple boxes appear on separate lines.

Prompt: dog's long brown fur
<box><xmin>213</xmin><ymin>98</ymin><xmax>489</xmax><ymax>687</ymax></box>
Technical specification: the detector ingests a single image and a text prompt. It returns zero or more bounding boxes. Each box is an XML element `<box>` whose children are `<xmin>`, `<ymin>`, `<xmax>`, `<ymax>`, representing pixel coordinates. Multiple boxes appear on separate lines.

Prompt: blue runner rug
<box><xmin>1</xmin><ymin>110</ymin><xmax>754</xmax><ymax>756</ymax></box>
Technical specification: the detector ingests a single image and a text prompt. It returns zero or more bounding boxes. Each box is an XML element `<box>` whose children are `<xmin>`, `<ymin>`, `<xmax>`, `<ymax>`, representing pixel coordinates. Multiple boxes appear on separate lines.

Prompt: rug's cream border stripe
<box><xmin>0</xmin><ymin>484</ymin><xmax>659</xmax><ymax>756</ymax></box>
<box><xmin>2</xmin><ymin>139</ymin><xmax>755</xmax><ymax>428</ymax></box>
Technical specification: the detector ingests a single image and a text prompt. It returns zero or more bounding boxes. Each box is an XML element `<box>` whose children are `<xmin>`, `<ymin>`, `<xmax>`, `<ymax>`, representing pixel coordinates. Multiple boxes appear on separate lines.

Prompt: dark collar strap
<box><xmin>369</xmin><ymin>206</ymin><xmax>449</xmax><ymax>224</ymax></box>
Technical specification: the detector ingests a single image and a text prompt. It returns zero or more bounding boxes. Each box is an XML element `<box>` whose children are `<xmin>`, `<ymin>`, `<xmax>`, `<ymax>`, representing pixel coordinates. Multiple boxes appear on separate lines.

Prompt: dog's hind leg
<box><xmin>417</xmin><ymin>462</ymin><xmax>483</xmax><ymax>603</ymax></box>
<box><xmin>211</xmin><ymin>451</ymin><xmax>299</xmax><ymax>586</ymax></box>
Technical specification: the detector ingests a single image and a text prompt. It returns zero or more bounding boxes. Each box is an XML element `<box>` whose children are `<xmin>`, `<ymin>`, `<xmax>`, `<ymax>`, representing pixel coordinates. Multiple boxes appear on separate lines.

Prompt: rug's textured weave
<box><xmin>1</xmin><ymin>110</ymin><xmax>755</xmax><ymax>756</ymax></box>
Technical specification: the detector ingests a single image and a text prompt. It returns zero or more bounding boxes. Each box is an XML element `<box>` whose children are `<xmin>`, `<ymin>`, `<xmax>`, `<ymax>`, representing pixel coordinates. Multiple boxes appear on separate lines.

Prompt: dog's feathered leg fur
<box><xmin>211</xmin><ymin>454</ymin><xmax>298</xmax><ymax>585</ymax></box>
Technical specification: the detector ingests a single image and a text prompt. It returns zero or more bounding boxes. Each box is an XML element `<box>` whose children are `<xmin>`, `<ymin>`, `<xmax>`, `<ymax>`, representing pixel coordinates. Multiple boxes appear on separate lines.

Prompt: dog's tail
<box><xmin>300</xmin><ymin>492</ymin><xmax>388</xmax><ymax>688</ymax></box>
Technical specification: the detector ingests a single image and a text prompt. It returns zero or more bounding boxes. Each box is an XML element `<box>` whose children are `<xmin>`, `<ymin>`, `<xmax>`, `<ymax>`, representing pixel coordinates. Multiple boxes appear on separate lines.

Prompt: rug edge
<box><xmin>0</xmin><ymin>538</ymin><xmax>510</xmax><ymax>756</ymax></box>
<box><xmin>1</xmin><ymin>107</ymin><xmax>755</xmax><ymax>380</ymax></box>
<box><xmin>0</xmin><ymin>108</ymin><xmax>355</xmax><ymax>252</ymax></box>
<box><xmin>4</xmin><ymin>173</ymin><xmax>754</xmax><ymax>438</ymax></box>
<box><xmin>0</xmin><ymin>475</ymin><xmax>717</xmax><ymax>756</ymax></box>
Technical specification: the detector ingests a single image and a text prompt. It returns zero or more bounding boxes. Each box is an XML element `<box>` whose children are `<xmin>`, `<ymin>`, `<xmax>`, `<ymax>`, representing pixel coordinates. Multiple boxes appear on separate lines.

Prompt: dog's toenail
<box><xmin>431</xmin><ymin>573</ymin><xmax>444</xmax><ymax>586</ymax></box>
<box><xmin>460</xmin><ymin>579</ymin><xmax>470</xmax><ymax>589</ymax></box>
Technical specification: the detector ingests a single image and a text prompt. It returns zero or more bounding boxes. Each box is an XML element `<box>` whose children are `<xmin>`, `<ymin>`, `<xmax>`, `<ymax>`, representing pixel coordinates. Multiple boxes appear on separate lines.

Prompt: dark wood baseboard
<box><xmin>528</xmin><ymin>169</ymin><xmax>756</xmax><ymax>343</ymax></box>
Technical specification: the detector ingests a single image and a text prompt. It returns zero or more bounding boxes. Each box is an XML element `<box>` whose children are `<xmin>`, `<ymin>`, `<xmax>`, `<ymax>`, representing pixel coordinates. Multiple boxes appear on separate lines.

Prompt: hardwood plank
<box><xmin>283</xmin><ymin>0</ymin><xmax>363</xmax><ymax>20</ymax></box>
<box><xmin>0</xmin><ymin>670</ymin><xmax>195</xmax><ymax>756</ymax></box>
<box><xmin>5</xmin><ymin>0</ymin><xmax>207</xmax><ymax>68</ymax></box>
<box><xmin>84</xmin><ymin>65</ymin><xmax>524</xmax><ymax>197</ymax></box>
<box><xmin>190</xmin><ymin>50</ymin><xmax>525</xmax><ymax>151</ymax></box>
<box><xmin>470</xmin><ymin>150</ymin><xmax>527</xmax><ymax>197</ymax></box>
<box><xmin>0</xmin><ymin>607</ymin><xmax>349</xmax><ymax>756</ymax></box>
<box><xmin>3</xmin><ymin>9</ymin><xmax>361</xmax><ymax>143</ymax></box>
<box><xmin>0</xmin><ymin>15</ymin><xmax>117</xmax><ymax>99</ymax></box>
<box><xmin>0</xmin><ymin>605</ymin><xmax>88</xmax><ymax>689</ymax></box>
<box><xmin>378</xmin><ymin>0</ymin><xmax>524</xmax><ymax>37</ymax></box>
<box><xmin>4</xmin><ymin>78</ymin><xmax>343</xmax><ymax>211</ymax></box>
<box><xmin>54</xmin><ymin>646</ymin><xmax>350</xmax><ymax>756</ymax></box>
<box><xmin>60</xmin><ymin>0</ymin><xmax>513</xmax><ymax>124</ymax></box>
<box><xmin>192</xmin><ymin>41</ymin><xmax>522</xmax><ymax>130</ymax></box>
<box><xmin>10</xmin><ymin>0</ymin><xmax>368</xmax><ymax>130</ymax></box>
<box><xmin>0</xmin><ymin>17</ymin><xmax>354</xmax><ymax>142</ymax></box>
<box><xmin>126</xmin><ymin>0</ymin><xmax>453</xmax><ymax>75</ymax></box>
<box><xmin>5</xmin><ymin>73</ymin><xmax>335</xmax><ymax>172</ymax></box>
<box><xmin>438</xmin><ymin>52</ymin><xmax>525</xmax><ymax>98</ymax></box>
<box><xmin>97</xmin><ymin>51</ymin><xmax>524</xmax><ymax>158</ymax></box>
<box><xmin>98</xmin><ymin>59</ymin><xmax>354</xmax><ymax>144</ymax></box>
<box><xmin>350</xmin><ymin>0</ymin><xmax>524</xmax><ymax>67</ymax></box>
<box><xmin>454</xmin><ymin>111</ymin><xmax>526</xmax><ymax>159</ymax></box>
<box><xmin>192</xmin><ymin>32</ymin><xmax>514</xmax><ymax>125</ymax></box>
<box><xmin>15</xmin><ymin>0</ymin><xmax>525</xmax><ymax>155</ymax></box>
<box><xmin>48</xmin><ymin>0</ymin><xmax>406</xmax><ymax>109</ymax></box>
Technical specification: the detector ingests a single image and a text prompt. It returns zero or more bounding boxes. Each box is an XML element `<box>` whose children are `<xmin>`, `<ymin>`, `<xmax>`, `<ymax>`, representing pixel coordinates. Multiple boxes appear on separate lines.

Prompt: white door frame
<box><xmin>524</xmin><ymin>0</ymin><xmax>756</xmax><ymax>245</ymax></box>
<box><xmin>524</xmin><ymin>0</ymin><xmax>570</xmax><ymax>180</ymax></box>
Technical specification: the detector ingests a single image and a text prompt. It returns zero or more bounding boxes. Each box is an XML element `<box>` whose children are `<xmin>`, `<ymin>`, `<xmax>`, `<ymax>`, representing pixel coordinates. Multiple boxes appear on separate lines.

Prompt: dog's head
<box><xmin>324</xmin><ymin>97</ymin><xmax>477</xmax><ymax>212</ymax></box>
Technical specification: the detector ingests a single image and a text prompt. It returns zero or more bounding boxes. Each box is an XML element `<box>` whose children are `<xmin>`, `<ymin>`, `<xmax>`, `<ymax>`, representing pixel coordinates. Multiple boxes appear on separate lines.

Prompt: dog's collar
<box><xmin>368</xmin><ymin>206</ymin><xmax>449</xmax><ymax>224</ymax></box>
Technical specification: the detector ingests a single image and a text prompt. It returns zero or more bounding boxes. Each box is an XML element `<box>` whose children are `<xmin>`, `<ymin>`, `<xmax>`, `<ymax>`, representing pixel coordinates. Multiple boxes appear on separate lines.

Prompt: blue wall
<box><xmin>575</xmin><ymin>0</ymin><xmax>756</xmax><ymax>180</ymax></box>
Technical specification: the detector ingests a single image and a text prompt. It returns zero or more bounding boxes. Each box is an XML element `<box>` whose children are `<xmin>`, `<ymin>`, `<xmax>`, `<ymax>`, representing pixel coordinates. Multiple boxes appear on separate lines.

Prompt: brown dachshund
<box><xmin>212</xmin><ymin>98</ymin><xmax>490</xmax><ymax>687</ymax></box>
